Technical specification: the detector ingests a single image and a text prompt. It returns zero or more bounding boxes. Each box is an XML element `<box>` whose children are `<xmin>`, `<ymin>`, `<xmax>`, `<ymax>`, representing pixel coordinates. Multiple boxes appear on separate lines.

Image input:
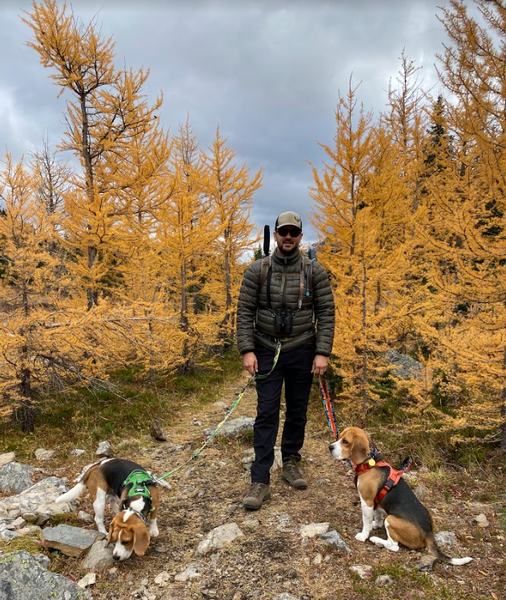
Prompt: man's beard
<box><xmin>278</xmin><ymin>243</ymin><xmax>298</xmax><ymax>257</ymax></box>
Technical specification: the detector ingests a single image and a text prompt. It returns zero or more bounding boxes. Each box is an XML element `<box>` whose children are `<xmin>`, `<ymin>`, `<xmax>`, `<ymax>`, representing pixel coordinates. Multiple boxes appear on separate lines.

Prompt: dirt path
<box><xmin>55</xmin><ymin>373</ymin><xmax>504</xmax><ymax>600</ymax></box>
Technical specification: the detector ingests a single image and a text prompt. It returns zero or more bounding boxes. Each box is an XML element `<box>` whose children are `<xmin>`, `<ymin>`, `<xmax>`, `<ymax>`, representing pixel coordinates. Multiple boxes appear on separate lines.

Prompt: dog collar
<box><xmin>125</xmin><ymin>507</ymin><xmax>149</xmax><ymax>527</ymax></box>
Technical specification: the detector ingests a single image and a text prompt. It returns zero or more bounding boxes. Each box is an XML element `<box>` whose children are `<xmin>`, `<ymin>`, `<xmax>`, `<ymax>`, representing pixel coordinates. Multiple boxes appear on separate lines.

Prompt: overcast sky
<box><xmin>0</xmin><ymin>0</ymin><xmax>480</xmax><ymax>245</ymax></box>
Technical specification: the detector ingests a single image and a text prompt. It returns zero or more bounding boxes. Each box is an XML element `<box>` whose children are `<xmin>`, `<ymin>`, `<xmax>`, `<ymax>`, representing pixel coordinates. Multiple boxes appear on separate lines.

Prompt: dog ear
<box><xmin>349</xmin><ymin>428</ymin><xmax>370</xmax><ymax>465</ymax></box>
<box><xmin>132</xmin><ymin>524</ymin><xmax>150</xmax><ymax>556</ymax></box>
<box><xmin>106</xmin><ymin>514</ymin><xmax>120</xmax><ymax>545</ymax></box>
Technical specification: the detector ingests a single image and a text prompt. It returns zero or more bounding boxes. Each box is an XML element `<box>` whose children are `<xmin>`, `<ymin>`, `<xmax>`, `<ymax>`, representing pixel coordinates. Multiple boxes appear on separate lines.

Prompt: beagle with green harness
<box><xmin>56</xmin><ymin>458</ymin><xmax>159</xmax><ymax>560</ymax></box>
<box><xmin>329</xmin><ymin>427</ymin><xmax>472</xmax><ymax>568</ymax></box>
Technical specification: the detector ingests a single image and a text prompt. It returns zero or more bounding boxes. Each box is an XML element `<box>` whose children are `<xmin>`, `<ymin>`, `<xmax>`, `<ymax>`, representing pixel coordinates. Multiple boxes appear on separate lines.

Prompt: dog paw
<box><xmin>370</xmin><ymin>536</ymin><xmax>399</xmax><ymax>551</ymax></box>
<box><xmin>369</xmin><ymin>536</ymin><xmax>385</xmax><ymax>546</ymax></box>
<box><xmin>355</xmin><ymin>532</ymin><xmax>369</xmax><ymax>542</ymax></box>
<box><xmin>149</xmin><ymin>525</ymin><xmax>159</xmax><ymax>537</ymax></box>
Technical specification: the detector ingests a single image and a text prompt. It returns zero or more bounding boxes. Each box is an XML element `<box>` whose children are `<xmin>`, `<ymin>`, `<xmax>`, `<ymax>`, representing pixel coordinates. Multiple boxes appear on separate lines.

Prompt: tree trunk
<box><xmin>361</xmin><ymin>261</ymin><xmax>368</xmax><ymax>423</ymax></box>
<box><xmin>501</xmin><ymin>323</ymin><xmax>506</xmax><ymax>454</ymax></box>
<box><xmin>20</xmin><ymin>364</ymin><xmax>34</xmax><ymax>433</ymax></box>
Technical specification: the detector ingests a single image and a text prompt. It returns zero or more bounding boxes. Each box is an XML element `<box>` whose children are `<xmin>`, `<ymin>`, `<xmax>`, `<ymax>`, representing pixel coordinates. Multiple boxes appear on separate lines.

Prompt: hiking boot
<box><xmin>282</xmin><ymin>457</ymin><xmax>307</xmax><ymax>489</ymax></box>
<box><xmin>243</xmin><ymin>483</ymin><xmax>271</xmax><ymax>510</ymax></box>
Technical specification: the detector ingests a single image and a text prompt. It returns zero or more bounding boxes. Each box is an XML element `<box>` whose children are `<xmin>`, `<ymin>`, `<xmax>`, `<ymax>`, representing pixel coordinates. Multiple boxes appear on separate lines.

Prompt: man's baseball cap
<box><xmin>275</xmin><ymin>211</ymin><xmax>302</xmax><ymax>230</ymax></box>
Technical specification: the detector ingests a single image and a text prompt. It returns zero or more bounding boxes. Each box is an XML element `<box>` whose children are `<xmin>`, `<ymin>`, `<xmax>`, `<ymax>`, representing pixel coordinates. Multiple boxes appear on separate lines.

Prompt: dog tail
<box><xmin>427</xmin><ymin>536</ymin><xmax>473</xmax><ymax>566</ymax></box>
<box><xmin>56</xmin><ymin>481</ymin><xmax>86</xmax><ymax>503</ymax></box>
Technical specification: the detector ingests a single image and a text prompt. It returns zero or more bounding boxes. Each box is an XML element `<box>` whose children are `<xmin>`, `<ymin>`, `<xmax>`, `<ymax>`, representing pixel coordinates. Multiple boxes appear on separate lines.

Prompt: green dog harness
<box><xmin>121</xmin><ymin>469</ymin><xmax>155</xmax><ymax>513</ymax></box>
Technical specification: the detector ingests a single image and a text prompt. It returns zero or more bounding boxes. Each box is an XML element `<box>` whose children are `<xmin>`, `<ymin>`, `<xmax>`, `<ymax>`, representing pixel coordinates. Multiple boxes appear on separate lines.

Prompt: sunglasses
<box><xmin>277</xmin><ymin>227</ymin><xmax>301</xmax><ymax>237</ymax></box>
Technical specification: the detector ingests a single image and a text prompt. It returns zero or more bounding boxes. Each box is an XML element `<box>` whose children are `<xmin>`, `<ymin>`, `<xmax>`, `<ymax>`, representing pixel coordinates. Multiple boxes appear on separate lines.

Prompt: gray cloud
<box><xmin>0</xmin><ymin>0</ymin><xmax>479</xmax><ymax>244</ymax></box>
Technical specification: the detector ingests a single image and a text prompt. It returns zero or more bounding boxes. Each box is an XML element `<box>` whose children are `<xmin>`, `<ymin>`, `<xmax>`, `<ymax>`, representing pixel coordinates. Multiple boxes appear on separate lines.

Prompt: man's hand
<box><xmin>242</xmin><ymin>351</ymin><xmax>258</xmax><ymax>376</ymax></box>
<box><xmin>312</xmin><ymin>354</ymin><xmax>328</xmax><ymax>376</ymax></box>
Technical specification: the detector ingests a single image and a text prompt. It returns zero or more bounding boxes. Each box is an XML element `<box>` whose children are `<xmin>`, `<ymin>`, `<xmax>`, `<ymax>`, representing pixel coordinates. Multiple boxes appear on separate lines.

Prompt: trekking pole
<box><xmin>263</xmin><ymin>224</ymin><xmax>270</xmax><ymax>257</ymax></box>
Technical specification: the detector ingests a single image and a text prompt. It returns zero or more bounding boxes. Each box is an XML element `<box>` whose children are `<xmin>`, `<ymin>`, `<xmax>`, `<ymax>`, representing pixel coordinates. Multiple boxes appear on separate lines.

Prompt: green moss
<box><xmin>0</xmin><ymin>537</ymin><xmax>45</xmax><ymax>555</ymax></box>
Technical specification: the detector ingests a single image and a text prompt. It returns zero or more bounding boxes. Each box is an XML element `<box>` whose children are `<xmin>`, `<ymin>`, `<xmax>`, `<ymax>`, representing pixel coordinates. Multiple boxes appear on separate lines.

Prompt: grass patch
<box><xmin>0</xmin><ymin>348</ymin><xmax>244</xmax><ymax>457</ymax></box>
<box><xmin>351</xmin><ymin>561</ymin><xmax>461</xmax><ymax>600</ymax></box>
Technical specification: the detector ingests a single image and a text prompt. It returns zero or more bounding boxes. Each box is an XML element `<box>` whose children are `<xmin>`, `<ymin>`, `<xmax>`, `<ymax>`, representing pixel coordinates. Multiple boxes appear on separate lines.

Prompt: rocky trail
<box><xmin>1</xmin><ymin>372</ymin><xmax>505</xmax><ymax>600</ymax></box>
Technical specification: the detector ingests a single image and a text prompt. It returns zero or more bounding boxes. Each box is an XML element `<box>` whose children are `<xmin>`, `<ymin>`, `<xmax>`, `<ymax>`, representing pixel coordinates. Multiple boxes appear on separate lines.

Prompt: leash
<box><xmin>318</xmin><ymin>372</ymin><xmax>339</xmax><ymax>440</ymax></box>
<box><xmin>154</xmin><ymin>342</ymin><xmax>282</xmax><ymax>483</ymax></box>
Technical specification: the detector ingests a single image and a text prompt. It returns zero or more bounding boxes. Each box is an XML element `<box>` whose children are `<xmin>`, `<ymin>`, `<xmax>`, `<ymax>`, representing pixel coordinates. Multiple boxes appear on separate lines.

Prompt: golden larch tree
<box><xmin>24</xmin><ymin>0</ymin><xmax>170</xmax><ymax>309</ymax></box>
<box><xmin>414</xmin><ymin>0</ymin><xmax>506</xmax><ymax>453</ymax></box>
<box><xmin>311</xmin><ymin>80</ymin><xmax>416</xmax><ymax>420</ymax></box>
<box><xmin>202</xmin><ymin>126</ymin><xmax>262</xmax><ymax>349</ymax></box>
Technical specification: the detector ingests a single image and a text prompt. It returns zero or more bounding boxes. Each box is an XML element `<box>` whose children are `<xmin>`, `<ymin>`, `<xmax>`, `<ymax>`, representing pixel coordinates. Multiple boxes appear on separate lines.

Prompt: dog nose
<box><xmin>328</xmin><ymin>443</ymin><xmax>334</xmax><ymax>451</ymax></box>
<box><xmin>113</xmin><ymin>554</ymin><xmax>121</xmax><ymax>561</ymax></box>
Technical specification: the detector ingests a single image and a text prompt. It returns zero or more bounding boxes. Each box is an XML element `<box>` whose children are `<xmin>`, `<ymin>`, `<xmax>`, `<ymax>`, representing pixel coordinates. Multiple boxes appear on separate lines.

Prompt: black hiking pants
<box><xmin>251</xmin><ymin>343</ymin><xmax>315</xmax><ymax>484</ymax></box>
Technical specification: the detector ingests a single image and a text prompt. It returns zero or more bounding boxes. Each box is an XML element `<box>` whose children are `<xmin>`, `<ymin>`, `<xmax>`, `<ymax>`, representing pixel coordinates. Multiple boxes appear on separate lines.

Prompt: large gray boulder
<box><xmin>0</xmin><ymin>550</ymin><xmax>90</xmax><ymax>600</ymax></box>
<box><xmin>385</xmin><ymin>350</ymin><xmax>424</xmax><ymax>381</ymax></box>
<box><xmin>0</xmin><ymin>476</ymin><xmax>68</xmax><ymax>523</ymax></box>
<box><xmin>0</xmin><ymin>462</ymin><xmax>35</xmax><ymax>493</ymax></box>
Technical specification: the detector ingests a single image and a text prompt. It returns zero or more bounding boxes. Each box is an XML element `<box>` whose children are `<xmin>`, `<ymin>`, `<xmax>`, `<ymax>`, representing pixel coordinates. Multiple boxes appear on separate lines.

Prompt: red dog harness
<box><xmin>353</xmin><ymin>457</ymin><xmax>412</xmax><ymax>509</ymax></box>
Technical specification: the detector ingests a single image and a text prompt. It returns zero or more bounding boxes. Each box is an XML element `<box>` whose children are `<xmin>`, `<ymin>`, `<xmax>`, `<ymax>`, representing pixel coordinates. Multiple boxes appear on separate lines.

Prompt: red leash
<box><xmin>319</xmin><ymin>373</ymin><xmax>339</xmax><ymax>440</ymax></box>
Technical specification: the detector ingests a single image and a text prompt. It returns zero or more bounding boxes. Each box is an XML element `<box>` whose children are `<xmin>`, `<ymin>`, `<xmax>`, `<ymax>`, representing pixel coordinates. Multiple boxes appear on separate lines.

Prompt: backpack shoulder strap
<box><xmin>259</xmin><ymin>255</ymin><xmax>272</xmax><ymax>289</ymax></box>
<box><xmin>303</xmin><ymin>256</ymin><xmax>314</xmax><ymax>298</ymax></box>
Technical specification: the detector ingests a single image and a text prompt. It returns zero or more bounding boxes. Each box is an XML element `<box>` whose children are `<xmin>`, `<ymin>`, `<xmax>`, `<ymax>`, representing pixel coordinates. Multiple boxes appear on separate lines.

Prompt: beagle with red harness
<box><xmin>329</xmin><ymin>427</ymin><xmax>472</xmax><ymax>568</ymax></box>
<box><xmin>56</xmin><ymin>458</ymin><xmax>159</xmax><ymax>560</ymax></box>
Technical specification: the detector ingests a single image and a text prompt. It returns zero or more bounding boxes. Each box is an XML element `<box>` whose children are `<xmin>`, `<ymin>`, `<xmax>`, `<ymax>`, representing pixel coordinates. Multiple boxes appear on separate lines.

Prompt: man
<box><xmin>236</xmin><ymin>211</ymin><xmax>335</xmax><ymax>510</ymax></box>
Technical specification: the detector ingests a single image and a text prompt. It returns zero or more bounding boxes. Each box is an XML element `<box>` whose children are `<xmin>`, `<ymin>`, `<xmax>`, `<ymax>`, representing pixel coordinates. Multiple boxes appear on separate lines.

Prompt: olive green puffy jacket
<box><xmin>236</xmin><ymin>249</ymin><xmax>335</xmax><ymax>355</ymax></box>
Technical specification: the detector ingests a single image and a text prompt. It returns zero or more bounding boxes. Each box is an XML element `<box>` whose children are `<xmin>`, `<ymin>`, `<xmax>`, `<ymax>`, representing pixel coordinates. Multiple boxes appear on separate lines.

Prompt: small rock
<box><xmin>242</xmin><ymin>519</ymin><xmax>260</xmax><ymax>528</ymax></box>
<box><xmin>275</xmin><ymin>514</ymin><xmax>293</xmax><ymax>531</ymax></box>
<box><xmin>175</xmin><ymin>564</ymin><xmax>201</xmax><ymax>582</ymax></box>
<box><xmin>35</xmin><ymin>448</ymin><xmax>57</xmax><ymax>461</ymax></box>
<box><xmin>71</xmin><ymin>449</ymin><xmax>86</xmax><ymax>456</ymax></box>
<box><xmin>204</xmin><ymin>416</ymin><xmax>254</xmax><ymax>438</ymax></box>
<box><xmin>349</xmin><ymin>565</ymin><xmax>373</xmax><ymax>580</ymax></box>
<box><xmin>414</xmin><ymin>485</ymin><xmax>428</xmax><ymax>501</ymax></box>
<box><xmin>319</xmin><ymin>529</ymin><xmax>351</xmax><ymax>553</ymax></box>
<box><xmin>300</xmin><ymin>522</ymin><xmax>330</xmax><ymax>538</ymax></box>
<box><xmin>375</xmin><ymin>574</ymin><xmax>394</xmax><ymax>586</ymax></box>
<box><xmin>82</xmin><ymin>539</ymin><xmax>114</xmax><ymax>570</ymax></box>
<box><xmin>9</xmin><ymin>516</ymin><xmax>26</xmax><ymax>529</ymax></box>
<box><xmin>78</xmin><ymin>510</ymin><xmax>94</xmax><ymax>523</ymax></box>
<box><xmin>78</xmin><ymin>573</ymin><xmax>96</xmax><ymax>588</ymax></box>
<box><xmin>154</xmin><ymin>571</ymin><xmax>170</xmax><ymax>585</ymax></box>
<box><xmin>435</xmin><ymin>531</ymin><xmax>457</xmax><ymax>547</ymax></box>
<box><xmin>21</xmin><ymin>512</ymin><xmax>38</xmax><ymax>523</ymax></box>
<box><xmin>96</xmin><ymin>441</ymin><xmax>112</xmax><ymax>456</ymax></box>
<box><xmin>0</xmin><ymin>530</ymin><xmax>22</xmax><ymax>541</ymax></box>
<box><xmin>195</xmin><ymin>522</ymin><xmax>244</xmax><ymax>555</ymax></box>
<box><xmin>417</xmin><ymin>555</ymin><xmax>436</xmax><ymax>571</ymax></box>
<box><xmin>472</xmin><ymin>513</ymin><xmax>489</xmax><ymax>528</ymax></box>
<box><xmin>18</xmin><ymin>525</ymin><xmax>42</xmax><ymax>536</ymax></box>
<box><xmin>150</xmin><ymin>419</ymin><xmax>167</xmax><ymax>441</ymax></box>
<box><xmin>42</xmin><ymin>524</ymin><xmax>104</xmax><ymax>557</ymax></box>
<box><xmin>0</xmin><ymin>452</ymin><xmax>15</xmax><ymax>467</ymax></box>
